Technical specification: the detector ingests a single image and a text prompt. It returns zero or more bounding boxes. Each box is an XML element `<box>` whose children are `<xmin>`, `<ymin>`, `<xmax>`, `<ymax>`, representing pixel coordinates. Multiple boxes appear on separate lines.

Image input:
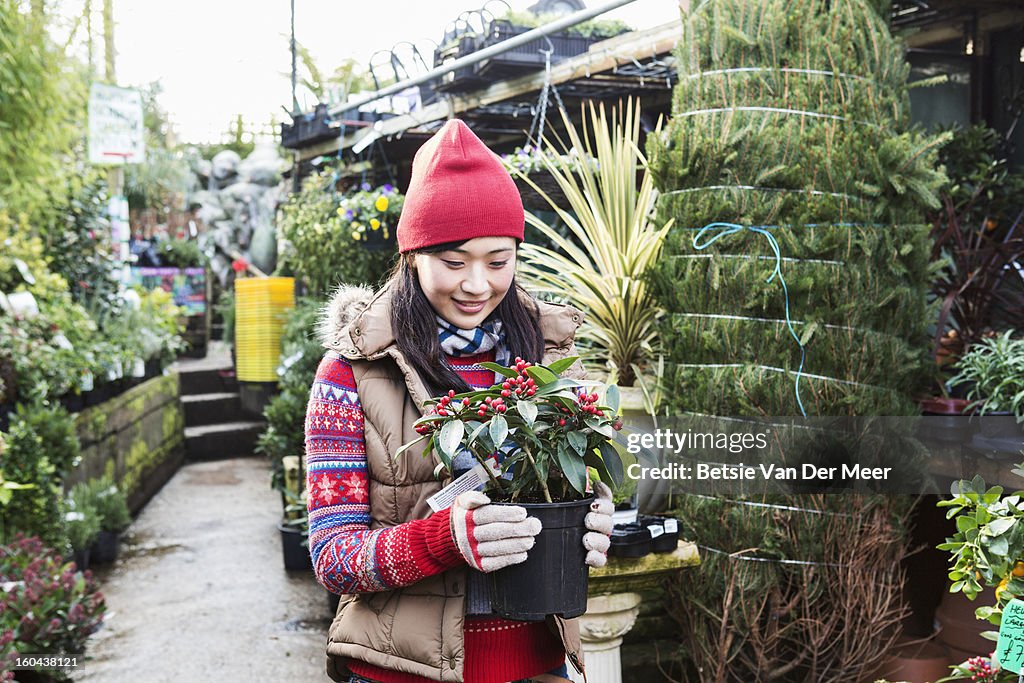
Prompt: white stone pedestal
<box><xmin>567</xmin><ymin>592</ymin><xmax>643</xmax><ymax>683</ymax></box>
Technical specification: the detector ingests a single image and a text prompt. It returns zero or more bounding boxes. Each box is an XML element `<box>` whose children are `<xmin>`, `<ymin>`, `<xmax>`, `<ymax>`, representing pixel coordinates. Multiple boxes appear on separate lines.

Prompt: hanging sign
<box><xmin>88</xmin><ymin>83</ymin><xmax>145</xmax><ymax>165</ymax></box>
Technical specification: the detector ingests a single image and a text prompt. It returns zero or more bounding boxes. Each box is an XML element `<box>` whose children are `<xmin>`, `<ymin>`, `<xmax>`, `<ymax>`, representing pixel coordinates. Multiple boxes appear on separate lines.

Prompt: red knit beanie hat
<box><xmin>396</xmin><ymin>119</ymin><xmax>524</xmax><ymax>253</ymax></box>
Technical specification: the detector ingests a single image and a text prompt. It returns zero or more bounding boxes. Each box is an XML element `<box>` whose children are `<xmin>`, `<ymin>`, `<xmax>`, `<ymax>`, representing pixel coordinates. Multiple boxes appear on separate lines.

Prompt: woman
<box><xmin>305</xmin><ymin>119</ymin><xmax>614</xmax><ymax>683</ymax></box>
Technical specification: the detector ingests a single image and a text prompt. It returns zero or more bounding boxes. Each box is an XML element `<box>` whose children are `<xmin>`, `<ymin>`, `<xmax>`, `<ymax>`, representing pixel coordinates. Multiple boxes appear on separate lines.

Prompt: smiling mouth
<box><xmin>453</xmin><ymin>299</ymin><xmax>487</xmax><ymax>311</ymax></box>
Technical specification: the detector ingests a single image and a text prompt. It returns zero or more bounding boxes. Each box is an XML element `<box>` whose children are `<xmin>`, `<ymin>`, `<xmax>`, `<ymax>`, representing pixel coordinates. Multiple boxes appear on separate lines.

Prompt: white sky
<box><xmin>51</xmin><ymin>0</ymin><xmax>681</xmax><ymax>144</ymax></box>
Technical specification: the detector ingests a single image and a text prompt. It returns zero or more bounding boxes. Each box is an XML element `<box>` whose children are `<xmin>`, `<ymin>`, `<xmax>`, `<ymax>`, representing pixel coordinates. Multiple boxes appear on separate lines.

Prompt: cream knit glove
<box><xmin>450</xmin><ymin>491</ymin><xmax>542</xmax><ymax>573</ymax></box>
<box><xmin>583</xmin><ymin>481</ymin><xmax>614</xmax><ymax>568</ymax></box>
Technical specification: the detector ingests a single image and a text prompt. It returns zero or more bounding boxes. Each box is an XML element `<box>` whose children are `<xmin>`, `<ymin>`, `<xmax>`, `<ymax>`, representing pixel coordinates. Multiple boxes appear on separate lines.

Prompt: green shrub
<box><xmin>157</xmin><ymin>238</ymin><xmax>207</xmax><ymax>269</ymax></box>
<box><xmin>69</xmin><ymin>477</ymin><xmax>131</xmax><ymax>533</ymax></box>
<box><xmin>276</xmin><ymin>171</ymin><xmax>398</xmax><ymax>296</ymax></box>
<box><xmin>256</xmin><ymin>297</ymin><xmax>324</xmax><ymax>492</ymax></box>
<box><xmin>64</xmin><ymin>500</ymin><xmax>100</xmax><ymax>555</ymax></box>
<box><xmin>0</xmin><ymin>401</ymin><xmax>80</xmax><ymax>548</ymax></box>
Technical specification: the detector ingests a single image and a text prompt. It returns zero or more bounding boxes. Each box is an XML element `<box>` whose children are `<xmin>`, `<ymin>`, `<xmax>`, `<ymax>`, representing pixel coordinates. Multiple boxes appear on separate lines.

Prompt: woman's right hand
<box><xmin>450</xmin><ymin>491</ymin><xmax>541</xmax><ymax>572</ymax></box>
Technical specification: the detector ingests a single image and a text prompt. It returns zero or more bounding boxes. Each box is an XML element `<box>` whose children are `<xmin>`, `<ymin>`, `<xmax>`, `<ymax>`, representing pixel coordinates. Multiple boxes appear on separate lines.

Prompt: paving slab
<box><xmin>76</xmin><ymin>457</ymin><xmax>331</xmax><ymax>683</ymax></box>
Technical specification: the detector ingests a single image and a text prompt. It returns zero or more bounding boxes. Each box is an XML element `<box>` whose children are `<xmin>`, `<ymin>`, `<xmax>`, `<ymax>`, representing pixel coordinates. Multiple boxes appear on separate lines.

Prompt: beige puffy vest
<box><xmin>317</xmin><ymin>284</ymin><xmax>587</xmax><ymax>683</ymax></box>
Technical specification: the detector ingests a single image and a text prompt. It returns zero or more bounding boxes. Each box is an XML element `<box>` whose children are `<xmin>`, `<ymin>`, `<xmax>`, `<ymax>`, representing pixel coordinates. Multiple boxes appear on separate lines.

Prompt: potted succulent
<box><xmin>398</xmin><ymin>356</ymin><xmax>624</xmax><ymax>620</ymax></box>
<box><xmin>950</xmin><ymin>331</ymin><xmax>1024</xmax><ymax>444</ymax></box>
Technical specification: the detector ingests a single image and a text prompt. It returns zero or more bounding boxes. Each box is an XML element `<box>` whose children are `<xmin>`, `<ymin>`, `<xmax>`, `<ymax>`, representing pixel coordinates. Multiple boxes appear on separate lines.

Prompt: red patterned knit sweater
<box><xmin>305</xmin><ymin>349</ymin><xmax>565</xmax><ymax>683</ymax></box>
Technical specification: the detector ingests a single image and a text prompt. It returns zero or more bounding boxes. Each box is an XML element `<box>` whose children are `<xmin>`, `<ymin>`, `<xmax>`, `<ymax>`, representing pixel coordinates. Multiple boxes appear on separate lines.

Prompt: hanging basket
<box><xmin>515</xmin><ymin>172</ymin><xmax>569</xmax><ymax>212</ymax></box>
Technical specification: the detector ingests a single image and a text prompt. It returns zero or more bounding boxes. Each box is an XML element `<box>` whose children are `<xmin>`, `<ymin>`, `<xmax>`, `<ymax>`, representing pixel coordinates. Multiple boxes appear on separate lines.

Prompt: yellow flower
<box><xmin>383</xmin><ymin>228</ymin><xmax>389</xmax><ymax>239</ymax></box>
<box><xmin>351</xmin><ymin>231</ymin><xmax>360</xmax><ymax>240</ymax></box>
<box><xmin>370</xmin><ymin>218</ymin><xmax>380</xmax><ymax>230</ymax></box>
<box><xmin>375</xmin><ymin>196</ymin><xmax>389</xmax><ymax>212</ymax></box>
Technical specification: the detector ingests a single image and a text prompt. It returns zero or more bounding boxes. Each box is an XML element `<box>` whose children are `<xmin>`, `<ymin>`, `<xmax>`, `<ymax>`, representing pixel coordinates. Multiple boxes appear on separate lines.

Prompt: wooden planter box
<box><xmin>66</xmin><ymin>372</ymin><xmax>186</xmax><ymax>515</ymax></box>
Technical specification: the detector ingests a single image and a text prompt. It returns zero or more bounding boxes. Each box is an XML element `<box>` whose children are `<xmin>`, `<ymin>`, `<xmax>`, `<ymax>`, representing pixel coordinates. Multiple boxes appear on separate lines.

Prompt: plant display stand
<box><xmin>568</xmin><ymin>541</ymin><xmax>700</xmax><ymax>683</ymax></box>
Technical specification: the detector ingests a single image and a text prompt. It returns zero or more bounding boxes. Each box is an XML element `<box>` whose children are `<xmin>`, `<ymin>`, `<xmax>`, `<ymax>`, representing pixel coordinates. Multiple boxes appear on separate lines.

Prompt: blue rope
<box><xmin>692</xmin><ymin>222</ymin><xmax>808</xmax><ymax>417</ymax></box>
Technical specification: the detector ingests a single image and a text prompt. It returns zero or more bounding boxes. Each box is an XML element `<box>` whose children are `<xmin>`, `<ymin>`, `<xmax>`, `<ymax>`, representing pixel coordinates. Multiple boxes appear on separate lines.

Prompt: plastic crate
<box><xmin>235</xmin><ymin>278</ymin><xmax>295</xmax><ymax>382</ymax></box>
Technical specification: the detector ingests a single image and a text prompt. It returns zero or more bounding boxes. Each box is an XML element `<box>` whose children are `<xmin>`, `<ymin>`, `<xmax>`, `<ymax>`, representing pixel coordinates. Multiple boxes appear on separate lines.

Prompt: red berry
<box><xmin>463</xmin><ymin>398</ymin><xmax>471</xmax><ymax>406</ymax></box>
<box><xmin>437</xmin><ymin>409</ymin><xmax>447</xmax><ymax>416</ymax></box>
<box><xmin>485</xmin><ymin>397</ymin><xmax>492</xmax><ymax>404</ymax></box>
<box><xmin>478</xmin><ymin>409</ymin><xmax>486</xmax><ymax>417</ymax></box>
<box><xmin>526</xmin><ymin>388</ymin><xmax>535</xmax><ymax>396</ymax></box>
<box><xmin>559</xmin><ymin>419</ymin><xmax>566</xmax><ymax>426</ymax></box>
<box><xmin>448</xmin><ymin>390</ymin><xmax>456</xmax><ymax>398</ymax></box>
<box><xmin>497</xmin><ymin>405</ymin><xmax>507</xmax><ymax>413</ymax></box>
<box><xmin>502</xmin><ymin>382</ymin><xmax>511</xmax><ymax>390</ymax></box>
<box><xmin>501</xmin><ymin>390</ymin><xmax>510</xmax><ymax>397</ymax></box>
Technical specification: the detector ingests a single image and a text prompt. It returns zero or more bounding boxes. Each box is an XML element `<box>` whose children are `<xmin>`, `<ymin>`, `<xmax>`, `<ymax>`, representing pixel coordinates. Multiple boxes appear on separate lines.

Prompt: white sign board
<box><xmin>88</xmin><ymin>83</ymin><xmax>145</xmax><ymax>165</ymax></box>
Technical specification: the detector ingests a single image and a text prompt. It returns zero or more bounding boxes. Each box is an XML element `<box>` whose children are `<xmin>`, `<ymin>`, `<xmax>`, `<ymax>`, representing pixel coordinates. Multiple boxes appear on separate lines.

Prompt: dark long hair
<box><xmin>388</xmin><ymin>240</ymin><xmax>545</xmax><ymax>397</ymax></box>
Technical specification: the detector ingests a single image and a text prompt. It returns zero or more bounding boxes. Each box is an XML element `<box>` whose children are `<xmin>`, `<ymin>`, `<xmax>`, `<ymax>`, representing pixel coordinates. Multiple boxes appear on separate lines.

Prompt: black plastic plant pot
<box><xmin>90</xmin><ymin>530</ymin><xmax>121</xmax><ymax>565</ymax></box>
<box><xmin>72</xmin><ymin>547</ymin><xmax>91</xmax><ymax>573</ymax></box>
<box><xmin>278</xmin><ymin>523</ymin><xmax>312</xmax><ymax>571</ymax></box>
<box><xmin>490</xmin><ymin>495</ymin><xmax>592</xmax><ymax>622</ymax></box>
<box><xmin>609</xmin><ymin>522</ymin><xmax>652</xmax><ymax>559</ymax></box>
<box><xmin>976</xmin><ymin>413</ymin><xmax>1024</xmax><ymax>440</ymax></box>
<box><xmin>639</xmin><ymin>515</ymin><xmax>680</xmax><ymax>553</ymax></box>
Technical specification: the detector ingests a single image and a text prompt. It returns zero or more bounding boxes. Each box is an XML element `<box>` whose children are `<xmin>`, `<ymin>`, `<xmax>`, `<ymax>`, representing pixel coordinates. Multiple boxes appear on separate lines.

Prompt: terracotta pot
<box><xmin>918</xmin><ymin>397</ymin><xmax>971</xmax><ymax>415</ymax></box>
<box><xmin>934</xmin><ymin>588</ymin><xmax>993</xmax><ymax>658</ymax></box>
<box><xmin>861</xmin><ymin>637</ymin><xmax>953</xmax><ymax>683</ymax></box>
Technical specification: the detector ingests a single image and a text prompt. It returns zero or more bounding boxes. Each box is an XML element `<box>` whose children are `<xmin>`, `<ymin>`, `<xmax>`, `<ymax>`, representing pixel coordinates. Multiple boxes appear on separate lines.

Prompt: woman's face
<box><xmin>414</xmin><ymin>236</ymin><xmax>517</xmax><ymax>328</ymax></box>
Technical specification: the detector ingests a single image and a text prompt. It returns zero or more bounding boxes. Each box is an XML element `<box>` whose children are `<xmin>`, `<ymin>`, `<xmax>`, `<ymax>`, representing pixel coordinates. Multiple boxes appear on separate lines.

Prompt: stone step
<box><xmin>177</xmin><ymin>366</ymin><xmax>238</xmax><ymax>396</ymax></box>
<box><xmin>184</xmin><ymin>421</ymin><xmax>265</xmax><ymax>461</ymax></box>
<box><xmin>181</xmin><ymin>392</ymin><xmax>247</xmax><ymax>427</ymax></box>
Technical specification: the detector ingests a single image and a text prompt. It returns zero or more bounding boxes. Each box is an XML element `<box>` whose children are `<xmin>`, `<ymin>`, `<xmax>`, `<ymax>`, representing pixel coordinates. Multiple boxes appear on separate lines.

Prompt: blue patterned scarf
<box><xmin>436</xmin><ymin>315</ymin><xmax>511</xmax><ymax>369</ymax></box>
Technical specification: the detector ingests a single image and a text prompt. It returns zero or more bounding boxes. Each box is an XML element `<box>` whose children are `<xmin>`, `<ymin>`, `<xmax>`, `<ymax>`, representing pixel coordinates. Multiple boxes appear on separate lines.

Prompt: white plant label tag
<box><xmin>427</xmin><ymin>458</ymin><xmax>500</xmax><ymax>513</ymax></box>
<box><xmin>664</xmin><ymin>519</ymin><xmax>678</xmax><ymax>534</ymax></box>
<box><xmin>647</xmin><ymin>524</ymin><xmax>664</xmax><ymax>538</ymax></box>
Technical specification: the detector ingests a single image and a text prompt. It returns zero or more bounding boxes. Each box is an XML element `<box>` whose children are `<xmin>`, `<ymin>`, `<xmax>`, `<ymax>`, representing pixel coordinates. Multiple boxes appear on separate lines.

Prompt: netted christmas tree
<box><xmin>646</xmin><ymin>1</ymin><xmax>947</xmax><ymax>679</ymax></box>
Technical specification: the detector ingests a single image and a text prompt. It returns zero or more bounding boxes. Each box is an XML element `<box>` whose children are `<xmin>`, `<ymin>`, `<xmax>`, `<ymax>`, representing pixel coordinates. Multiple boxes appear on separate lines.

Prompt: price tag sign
<box><xmin>996</xmin><ymin>598</ymin><xmax>1024</xmax><ymax>673</ymax></box>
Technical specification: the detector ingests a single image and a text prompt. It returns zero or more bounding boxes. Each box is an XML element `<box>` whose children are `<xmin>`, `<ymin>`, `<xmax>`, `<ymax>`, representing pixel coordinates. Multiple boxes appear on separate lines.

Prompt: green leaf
<box><xmin>489</xmin><ymin>414</ymin><xmax>509</xmax><ymax>449</ymax></box>
<box><xmin>534</xmin><ymin>378</ymin><xmax>582</xmax><ymax>397</ymax></box>
<box><xmin>525</xmin><ymin>365</ymin><xmax>559</xmax><ymax>387</ymax></box>
<box><xmin>604</xmin><ymin>384</ymin><xmax>620</xmax><ymax>414</ymax></box>
<box><xmin>438</xmin><ymin>420</ymin><xmax>465</xmax><ymax>460</ymax></box>
<box><xmin>986</xmin><ymin>517</ymin><xmax>1015</xmax><ymax>536</ymax></box>
<box><xmin>598</xmin><ymin>441</ymin><xmax>624</xmax><ymax>488</ymax></box>
<box><xmin>567</xmin><ymin>430</ymin><xmax>587</xmax><ymax>454</ymax></box>
<box><xmin>584</xmin><ymin>417</ymin><xmax>614</xmax><ymax>439</ymax></box>
<box><xmin>957</xmin><ymin>516</ymin><xmax>979</xmax><ymax>533</ymax></box>
<box><xmin>547</xmin><ymin>356</ymin><xmax>580</xmax><ymax>375</ymax></box>
<box><xmin>556</xmin><ymin>443</ymin><xmax>589</xmax><ymax>494</ymax></box>
<box><xmin>481</xmin><ymin>362</ymin><xmax>518</xmax><ymax>378</ymax></box>
<box><xmin>518</xmin><ymin>400</ymin><xmax>538</xmax><ymax>426</ymax></box>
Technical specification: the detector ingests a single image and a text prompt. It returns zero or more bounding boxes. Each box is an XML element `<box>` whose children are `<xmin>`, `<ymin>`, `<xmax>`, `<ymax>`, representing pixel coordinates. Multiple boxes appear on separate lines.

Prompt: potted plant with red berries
<box><xmin>397</xmin><ymin>355</ymin><xmax>625</xmax><ymax>620</ymax></box>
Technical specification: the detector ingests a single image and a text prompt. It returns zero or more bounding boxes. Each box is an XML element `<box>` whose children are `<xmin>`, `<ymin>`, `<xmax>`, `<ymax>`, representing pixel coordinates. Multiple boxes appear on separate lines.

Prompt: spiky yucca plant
<box><xmin>514</xmin><ymin>99</ymin><xmax>673</xmax><ymax>387</ymax></box>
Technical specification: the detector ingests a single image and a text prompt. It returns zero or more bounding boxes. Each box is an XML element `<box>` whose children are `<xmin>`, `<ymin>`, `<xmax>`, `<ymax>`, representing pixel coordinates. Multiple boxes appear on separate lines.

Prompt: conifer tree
<box><xmin>646</xmin><ymin>2</ymin><xmax>947</xmax><ymax>679</ymax></box>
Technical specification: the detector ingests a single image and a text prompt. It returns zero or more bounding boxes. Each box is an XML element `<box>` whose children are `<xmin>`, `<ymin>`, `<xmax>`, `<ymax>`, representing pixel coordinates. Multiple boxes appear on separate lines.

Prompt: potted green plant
<box><xmin>950</xmin><ymin>331</ymin><xmax>1024</xmax><ymax>443</ymax></box>
<box><xmin>71</xmin><ymin>477</ymin><xmax>131</xmax><ymax>565</ymax></box>
<box><xmin>513</xmin><ymin>99</ymin><xmax>672</xmax><ymax>393</ymax></box>
<box><xmin>275</xmin><ymin>455</ymin><xmax>312</xmax><ymax>572</ymax></box>
<box><xmin>64</xmin><ymin>499</ymin><xmax>100</xmax><ymax>573</ymax></box>
<box><xmin>398</xmin><ymin>356</ymin><xmax>624</xmax><ymax>620</ymax></box>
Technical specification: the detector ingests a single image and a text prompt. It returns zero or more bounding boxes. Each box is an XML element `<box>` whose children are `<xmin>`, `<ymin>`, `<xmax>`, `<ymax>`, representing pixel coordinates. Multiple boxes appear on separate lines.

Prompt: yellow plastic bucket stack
<box><xmin>234</xmin><ymin>277</ymin><xmax>295</xmax><ymax>382</ymax></box>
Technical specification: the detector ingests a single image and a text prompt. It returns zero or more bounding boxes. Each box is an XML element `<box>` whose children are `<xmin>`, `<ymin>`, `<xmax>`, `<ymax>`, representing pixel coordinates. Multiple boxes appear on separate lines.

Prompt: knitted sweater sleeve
<box><xmin>305</xmin><ymin>353</ymin><xmax>464</xmax><ymax>594</ymax></box>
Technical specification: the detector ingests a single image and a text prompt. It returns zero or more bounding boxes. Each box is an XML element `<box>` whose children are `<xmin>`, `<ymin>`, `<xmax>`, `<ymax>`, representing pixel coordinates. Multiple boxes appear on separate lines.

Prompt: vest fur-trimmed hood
<box><xmin>317</xmin><ymin>282</ymin><xmax>585</xmax><ymax>361</ymax></box>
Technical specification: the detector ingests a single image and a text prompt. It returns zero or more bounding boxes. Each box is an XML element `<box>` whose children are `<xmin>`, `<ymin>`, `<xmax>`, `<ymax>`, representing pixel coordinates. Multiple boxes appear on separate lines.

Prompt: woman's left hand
<box><xmin>583</xmin><ymin>481</ymin><xmax>613</xmax><ymax>568</ymax></box>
